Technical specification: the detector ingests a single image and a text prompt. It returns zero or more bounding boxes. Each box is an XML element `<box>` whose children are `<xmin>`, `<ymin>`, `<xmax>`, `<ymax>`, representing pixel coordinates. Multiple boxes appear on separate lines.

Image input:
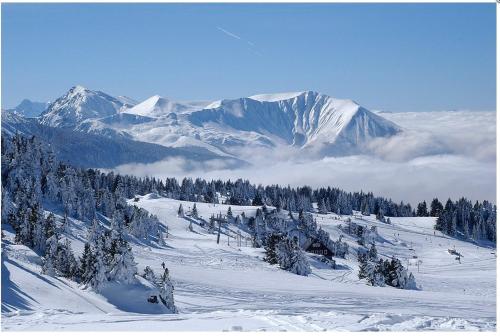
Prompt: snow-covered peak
<box><xmin>125</xmin><ymin>95</ymin><xmax>205</xmax><ymax>117</ymax></box>
<box><xmin>5</xmin><ymin>99</ymin><xmax>49</xmax><ymax>118</ymax></box>
<box><xmin>34</xmin><ymin>86</ymin><xmax>403</xmax><ymax>158</ymax></box>
<box><xmin>39</xmin><ymin>86</ymin><xmax>133</xmax><ymax>128</ymax></box>
<box><xmin>70</xmin><ymin>85</ymin><xmax>87</xmax><ymax>94</ymax></box>
<box><xmin>186</xmin><ymin>90</ymin><xmax>399</xmax><ymax>155</ymax></box>
<box><xmin>249</xmin><ymin>91</ymin><xmax>314</xmax><ymax>102</ymax></box>
<box><xmin>204</xmin><ymin>100</ymin><xmax>222</xmax><ymax>109</ymax></box>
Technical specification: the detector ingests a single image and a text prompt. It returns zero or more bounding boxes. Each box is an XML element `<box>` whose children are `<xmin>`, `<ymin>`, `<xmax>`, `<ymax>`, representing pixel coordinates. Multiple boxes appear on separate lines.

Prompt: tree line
<box><xmin>415</xmin><ymin>198</ymin><xmax>496</xmax><ymax>242</ymax></box>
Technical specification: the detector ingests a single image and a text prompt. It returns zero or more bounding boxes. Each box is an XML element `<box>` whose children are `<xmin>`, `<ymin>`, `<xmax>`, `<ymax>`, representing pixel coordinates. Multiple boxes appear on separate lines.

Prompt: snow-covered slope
<box><xmin>39</xmin><ymin>86</ymin><xmax>134</xmax><ymax>128</ymax></box>
<box><xmin>29</xmin><ymin>87</ymin><xmax>402</xmax><ymax>160</ymax></box>
<box><xmin>1</xmin><ymin>111</ymin><xmax>234</xmax><ymax>168</ymax></box>
<box><xmin>2</xmin><ymin>195</ymin><xmax>496</xmax><ymax>331</ymax></box>
<box><xmin>116</xmin><ymin>95</ymin><xmax>139</xmax><ymax>106</ymax></box>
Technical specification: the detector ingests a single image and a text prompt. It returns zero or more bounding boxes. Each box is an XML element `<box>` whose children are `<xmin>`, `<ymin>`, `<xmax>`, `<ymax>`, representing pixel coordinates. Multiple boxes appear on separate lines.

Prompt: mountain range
<box><xmin>3</xmin><ymin>86</ymin><xmax>403</xmax><ymax>168</ymax></box>
<box><xmin>4</xmin><ymin>99</ymin><xmax>49</xmax><ymax>118</ymax></box>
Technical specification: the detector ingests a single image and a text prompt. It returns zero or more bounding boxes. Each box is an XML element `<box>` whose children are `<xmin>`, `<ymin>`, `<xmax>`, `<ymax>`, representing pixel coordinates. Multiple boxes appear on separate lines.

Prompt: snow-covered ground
<box><xmin>1</xmin><ymin>195</ymin><xmax>496</xmax><ymax>331</ymax></box>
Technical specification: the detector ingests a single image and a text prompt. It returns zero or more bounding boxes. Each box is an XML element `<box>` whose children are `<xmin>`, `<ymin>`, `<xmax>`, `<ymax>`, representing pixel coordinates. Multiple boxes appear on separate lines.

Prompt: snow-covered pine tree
<box><xmin>208</xmin><ymin>214</ymin><xmax>216</xmax><ymax>234</ymax></box>
<box><xmin>263</xmin><ymin>233</ymin><xmax>283</xmax><ymax>265</ymax></box>
<box><xmin>1</xmin><ymin>186</ymin><xmax>13</xmax><ymax>224</ymax></box>
<box><xmin>32</xmin><ymin>204</ymin><xmax>47</xmax><ymax>254</ymax></box>
<box><xmin>430</xmin><ymin>198</ymin><xmax>443</xmax><ymax>217</ymax></box>
<box><xmin>42</xmin><ymin>232</ymin><xmax>59</xmax><ymax>276</ymax></box>
<box><xmin>376</xmin><ymin>208</ymin><xmax>385</xmax><ymax>222</ymax></box>
<box><xmin>108</xmin><ymin>239</ymin><xmax>137</xmax><ymax>284</ymax></box>
<box><xmin>372</xmin><ymin>259</ymin><xmax>387</xmax><ymax>286</ymax></box>
<box><xmin>42</xmin><ymin>253</ymin><xmax>57</xmax><ymax>276</ymax></box>
<box><xmin>275</xmin><ymin>237</ymin><xmax>311</xmax><ymax>276</ymax></box>
<box><xmin>368</xmin><ymin>243</ymin><xmax>378</xmax><ymax>262</ymax></box>
<box><xmin>44</xmin><ymin>213</ymin><xmax>56</xmax><ymax>241</ymax></box>
<box><xmin>318</xmin><ymin>199</ymin><xmax>328</xmax><ymax>214</ymax></box>
<box><xmin>159</xmin><ymin>268</ymin><xmax>177</xmax><ymax>313</ymax></box>
<box><xmin>88</xmin><ymin>217</ymin><xmax>102</xmax><ymax>243</ymax></box>
<box><xmin>357</xmin><ymin>250</ymin><xmax>369</xmax><ymax>280</ymax></box>
<box><xmin>55</xmin><ymin>238</ymin><xmax>78</xmax><ymax>279</ymax></box>
<box><xmin>416</xmin><ymin>201</ymin><xmax>429</xmax><ymax>217</ymax></box>
<box><xmin>88</xmin><ymin>240</ymin><xmax>109</xmax><ymax>291</ymax></box>
<box><xmin>80</xmin><ymin>242</ymin><xmax>95</xmax><ymax>284</ymax></box>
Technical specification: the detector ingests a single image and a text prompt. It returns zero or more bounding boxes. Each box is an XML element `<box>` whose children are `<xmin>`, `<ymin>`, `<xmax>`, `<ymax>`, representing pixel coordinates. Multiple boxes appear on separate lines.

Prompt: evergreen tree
<box><xmin>376</xmin><ymin>209</ymin><xmax>385</xmax><ymax>222</ymax></box>
<box><xmin>368</xmin><ymin>243</ymin><xmax>378</xmax><ymax>262</ymax></box>
<box><xmin>177</xmin><ymin>204</ymin><xmax>184</xmax><ymax>217</ymax></box>
<box><xmin>88</xmin><ymin>240</ymin><xmax>108</xmax><ymax>291</ymax></box>
<box><xmin>44</xmin><ymin>213</ymin><xmax>56</xmax><ymax>241</ymax></box>
<box><xmin>159</xmin><ymin>268</ymin><xmax>177</xmax><ymax>313</ymax></box>
<box><xmin>42</xmin><ymin>233</ymin><xmax>60</xmax><ymax>276</ymax></box>
<box><xmin>208</xmin><ymin>214</ymin><xmax>216</xmax><ymax>233</ymax></box>
<box><xmin>429</xmin><ymin>198</ymin><xmax>443</xmax><ymax>217</ymax></box>
<box><xmin>372</xmin><ymin>259</ymin><xmax>387</xmax><ymax>286</ymax></box>
<box><xmin>357</xmin><ymin>251</ymin><xmax>369</xmax><ymax>280</ymax></box>
<box><xmin>318</xmin><ymin>199</ymin><xmax>328</xmax><ymax>214</ymax></box>
<box><xmin>416</xmin><ymin>201</ymin><xmax>429</xmax><ymax>217</ymax></box>
<box><xmin>275</xmin><ymin>238</ymin><xmax>311</xmax><ymax>276</ymax></box>
<box><xmin>108</xmin><ymin>240</ymin><xmax>137</xmax><ymax>284</ymax></box>
<box><xmin>80</xmin><ymin>242</ymin><xmax>94</xmax><ymax>283</ymax></box>
<box><xmin>55</xmin><ymin>238</ymin><xmax>78</xmax><ymax>279</ymax></box>
<box><xmin>263</xmin><ymin>233</ymin><xmax>283</xmax><ymax>265</ymax></box>
<box><xmin>42</xmin><ymin>254</ymin><xmax>57</xmax><ymax>276</ymax></box>
<box><xmin>191</xmin><ymin>203</ymin><xmax>198</xmax><ymax>219</ymax></box>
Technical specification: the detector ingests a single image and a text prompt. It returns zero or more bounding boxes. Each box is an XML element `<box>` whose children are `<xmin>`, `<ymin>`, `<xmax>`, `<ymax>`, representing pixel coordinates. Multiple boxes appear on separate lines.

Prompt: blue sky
<box><xmin>2</xmin><ymin>3</ymin><xmax>496</xmax><ymax>111</ymax></box>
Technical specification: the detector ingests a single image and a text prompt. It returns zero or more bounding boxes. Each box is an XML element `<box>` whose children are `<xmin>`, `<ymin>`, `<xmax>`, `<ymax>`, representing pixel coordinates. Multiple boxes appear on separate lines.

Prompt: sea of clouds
<box><xmin>115</xmin><ymin>111</ymin><xmax>496</xmax><ymax>205</ymax></box>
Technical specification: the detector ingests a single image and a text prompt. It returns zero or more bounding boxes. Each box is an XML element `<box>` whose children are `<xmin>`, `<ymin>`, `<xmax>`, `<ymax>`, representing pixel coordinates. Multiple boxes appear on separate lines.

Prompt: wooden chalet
<box><xmin>303</xmin><ymin>239</ymin><xmax>334</xmax><ymax>260</ymax></box>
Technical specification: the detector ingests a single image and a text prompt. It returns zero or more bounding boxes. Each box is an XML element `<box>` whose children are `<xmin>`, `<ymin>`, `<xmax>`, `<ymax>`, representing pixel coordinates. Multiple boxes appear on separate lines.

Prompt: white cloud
<box><xmin>378</xmin><ymin>110</ymin><xmax>496</xmax><ymax>162</ymax></box>
<box><xmin>115</xmin><ymin>154</ymin><xmax>495</xmax><ymax>206</ymax></box>
<box><xmin>114</xmin><ymin>111</ymin><xmax>496</xmax><ymax>206</ymax></box>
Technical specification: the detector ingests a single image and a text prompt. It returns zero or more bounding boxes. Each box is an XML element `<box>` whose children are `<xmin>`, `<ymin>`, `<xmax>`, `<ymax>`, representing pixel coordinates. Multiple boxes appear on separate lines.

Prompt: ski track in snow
<box><xmin>1</xmin><ymin>196</ymin><xmax>496</xmax><ymax>331</ymax></box>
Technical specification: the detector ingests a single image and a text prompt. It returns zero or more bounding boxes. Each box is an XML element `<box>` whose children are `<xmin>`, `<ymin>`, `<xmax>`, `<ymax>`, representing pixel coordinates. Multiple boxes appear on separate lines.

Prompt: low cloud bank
<box><xmin>379</xmin><ymin>110</ymin><xmax>496</xmax><ymax>162</ymax></box>
<box><xmin>114</xmin><ymin>111</ymin><xmax>496</xmax><ymax>206</ymax></box>
<box><xmin>115</xmin><ymin>154</ymin><xmax>495</xmax><ymax>206</ymax></box>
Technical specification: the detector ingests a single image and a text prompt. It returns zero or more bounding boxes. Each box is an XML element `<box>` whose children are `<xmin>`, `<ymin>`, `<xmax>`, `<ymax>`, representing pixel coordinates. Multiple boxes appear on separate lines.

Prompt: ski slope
<box><xmin>1</xmin><ymin>195</ymin><xmax>496</xmax><ymax>331</ymax></box>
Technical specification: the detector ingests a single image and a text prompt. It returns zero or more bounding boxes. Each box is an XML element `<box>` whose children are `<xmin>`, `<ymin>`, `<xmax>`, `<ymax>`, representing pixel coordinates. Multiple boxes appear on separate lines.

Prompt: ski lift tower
<box><xmin>213</xmin><ymin>215</ymin><xmax>227</xmax><ymax>244</ymax></box>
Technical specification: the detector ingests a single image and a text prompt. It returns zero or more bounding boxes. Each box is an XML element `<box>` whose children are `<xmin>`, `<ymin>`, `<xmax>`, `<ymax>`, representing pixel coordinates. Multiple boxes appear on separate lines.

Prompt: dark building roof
<box><xmin>304</xmin><ymin>239</ymin><xmax>334</xmax><ymax>259</ymax></box>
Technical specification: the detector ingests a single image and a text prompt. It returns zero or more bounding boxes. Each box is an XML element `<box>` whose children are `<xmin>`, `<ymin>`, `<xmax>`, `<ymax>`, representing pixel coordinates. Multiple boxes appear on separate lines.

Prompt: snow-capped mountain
<box><xmin>185</xmin><ymin>91</ymin><xmax>401</xmax><ymax>156</ymax></box>
<box><xmin>39</xmin><ymin>86</ymin><xmax>135</xmax><ymax>128</ymax></box>
<box><xmin>2</xmin><ymin>110</ymin><xmax>238</xmax><ymax>169</ymax></box>
<box><xmin>4</xmin><ymin>99</ymin><xmax>49</xmax><ymax>118</ymax></box>
<box><xmin>12</xmin><ymin>86</ymin><xmax>404</xmax><ymax>164</ymax></box>
<box><xmin>125</xmin><ymin>95</ymin><xmax>209</xmax><ymax>117</ymax></box>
